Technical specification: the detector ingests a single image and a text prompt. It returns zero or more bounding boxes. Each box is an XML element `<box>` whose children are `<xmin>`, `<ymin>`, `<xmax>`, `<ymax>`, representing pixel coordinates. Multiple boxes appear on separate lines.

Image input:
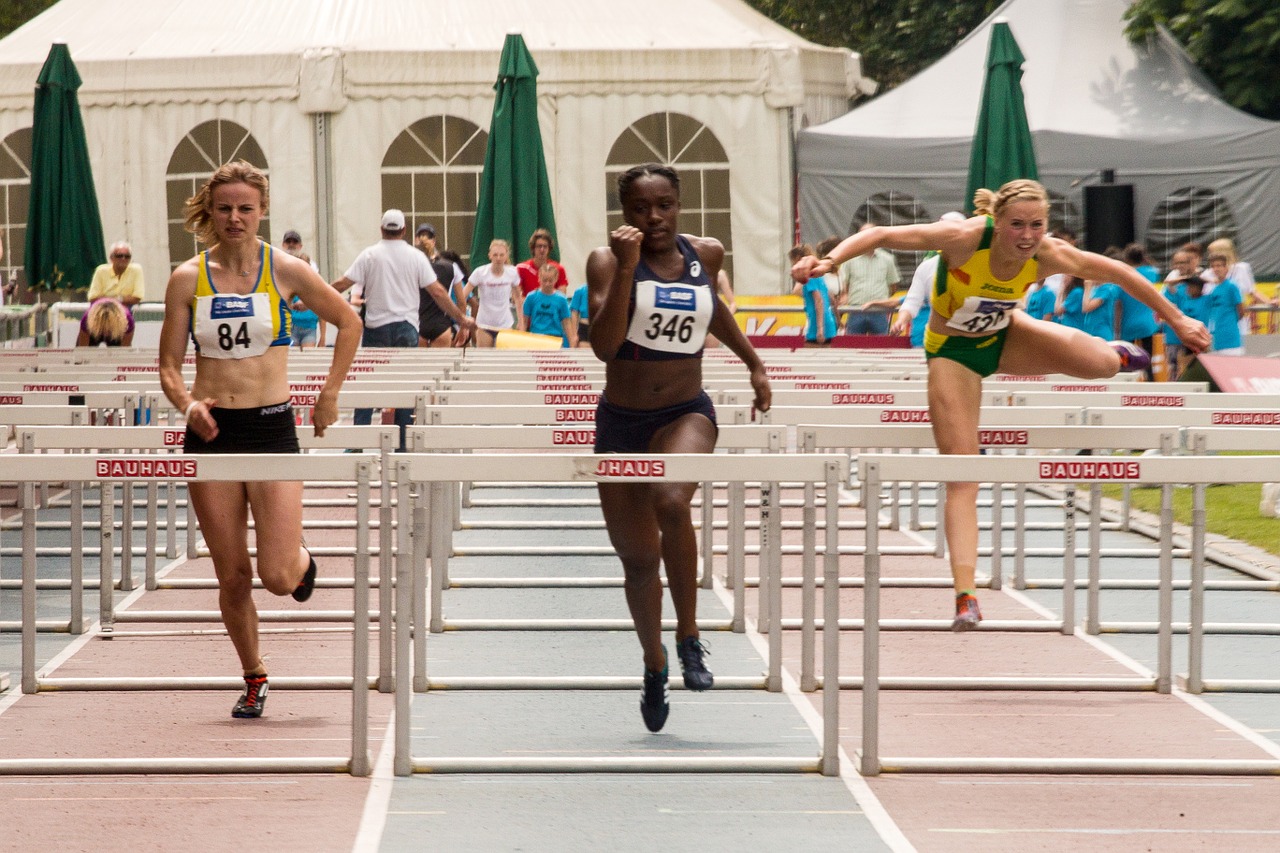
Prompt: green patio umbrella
<box><xmin>964</xmin><ymin>21</ymin><xmax>1038</xmax><ymax>214</ymax></box>
<box><xmin>470</xmin><ymin>33</ymin><xmax>558</xmax><ymax>267</ymax></box>
<box><xmin>25</xmin><ymin>43</ymin><xmax>105</xmax><ymax>297</ymax></box>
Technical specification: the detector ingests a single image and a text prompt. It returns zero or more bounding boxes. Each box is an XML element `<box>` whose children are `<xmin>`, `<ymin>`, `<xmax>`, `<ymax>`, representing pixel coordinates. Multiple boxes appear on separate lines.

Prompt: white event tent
<box><xmin>0</xmin><ymin>0</ymin><xmax>871</xmax><ymax>299</ymax></box>
<box><xmin>797</xmin><ymin>0</ymin><xmax>1280</xmax><ymax>277</ymax></box>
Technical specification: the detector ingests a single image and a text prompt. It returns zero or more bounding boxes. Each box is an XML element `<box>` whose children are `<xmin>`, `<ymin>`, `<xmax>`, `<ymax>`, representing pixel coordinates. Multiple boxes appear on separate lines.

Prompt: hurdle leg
<box><xmin>1186</xmin><ymin>484</ymin><xmax>1207</xmax><ymax>693</ymax></box>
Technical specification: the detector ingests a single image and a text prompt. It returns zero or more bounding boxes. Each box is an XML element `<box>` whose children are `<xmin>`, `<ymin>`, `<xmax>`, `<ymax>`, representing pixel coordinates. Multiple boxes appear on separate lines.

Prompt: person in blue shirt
<box><xmin>521</xmin><ymin>262</ymin><xmax>575</xmax><ymax>347</ymax></box>
<box><xmin>1082</xmin><ymin>280</ymin><xmax>1121</xmax><ymax>340</ymax></box>
<box><xmin>569</xmin><ymin>282</ymin><xmax>590</xmax><ymax>346</ymax></box>
<box><xmin>1161</xmin><ymin>277</ymin><xmax>1188</xmax><ymax>378</ymax></box>
<box><xmin>1180</xmin><ymin>276</ymin><xmax>1212</xmax><ymax>343</ymax></box>
<box><xmin>1118</xmin><ymin>244</ymin><xmax>1161</xmax><ymax>377</ymax></box>
<box><xmin>1057</xmin><ymin>277</ymin><xmax>1087</xmax><ymax>331</ymax></box>
<box><xmin>1024</xmin><ymin>281</ymin><xmax>1056</xmax><ymax>323</ymax></box>
<box><xmin>789</xmin><ymin>243</ymin><xmax>836</xmax><ymax>345</ymax></box>
<box><xmin>1206</xmin><ymin>253</ymin><xmax>1244</xmax><ymax>354</ymax></box>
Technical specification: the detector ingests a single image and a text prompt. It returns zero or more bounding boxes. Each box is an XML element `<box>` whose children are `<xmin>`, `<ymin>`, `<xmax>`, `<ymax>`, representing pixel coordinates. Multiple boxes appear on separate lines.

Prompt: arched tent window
<box><xmin>605</xmin><ymin>113</ymin><xmax>732</xmax><ymax>278</ymax></box>
<box><xmin>382</xmin><ymin>116</ymin><xmax>487</xmax><ymax>267</ymax></box>
<box><xmin>165</xmin><ymin>120</ymin><xmax>269</xmax><ymax>271</ymax></box>
<box><xmin>0</xmin><ymin>127</ymin><xmax>32</xmax><ymax>294</ymax></box>
<box><xmin>1146</xmin><ymin>188</ymin><xmax>1238</xmax><ymax>269</ymax></box>
<box><xmin>851</xmin><ymin>191</ymin><xmax>931</xmax><ymax>284</ymax></box>
<box><xmin>1048</xmin><ymin>192</ymin><xmax>1081</xmax><ymax>240</ymax></box>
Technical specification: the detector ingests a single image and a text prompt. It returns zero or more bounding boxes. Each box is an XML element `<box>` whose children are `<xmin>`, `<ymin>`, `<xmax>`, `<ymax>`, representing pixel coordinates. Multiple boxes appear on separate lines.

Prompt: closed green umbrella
<box><xmin>470</xmin><ymin>33</ymin><xmax>558</xmax><ymax>267</ymax></box>
<box><xmin>25</xmin><ymin>43</ymin><xmax>105</xmax><ymax>297</ymax></box>
<box><xmin>964</xmin><ymin>21</ymin><xmax>1038</xmax><ymax>214</ymax></box>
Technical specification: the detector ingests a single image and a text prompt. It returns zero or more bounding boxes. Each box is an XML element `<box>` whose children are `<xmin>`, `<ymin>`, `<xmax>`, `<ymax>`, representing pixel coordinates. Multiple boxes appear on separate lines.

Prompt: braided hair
<box><xmin>617</xmin><ymin>163</ymin><xmax>681</xmax><ymax>204</ymax></box>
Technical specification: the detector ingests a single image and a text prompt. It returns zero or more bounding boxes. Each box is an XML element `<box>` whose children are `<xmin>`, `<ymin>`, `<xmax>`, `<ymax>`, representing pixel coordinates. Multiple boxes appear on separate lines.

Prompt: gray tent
<box><xmin>798</xmin><ymin>0</ymin><xmax>1280</xmax><ymax>277</ymax></box>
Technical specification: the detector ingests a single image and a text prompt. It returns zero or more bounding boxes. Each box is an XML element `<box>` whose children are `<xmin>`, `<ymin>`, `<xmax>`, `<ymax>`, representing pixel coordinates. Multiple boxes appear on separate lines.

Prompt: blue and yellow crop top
<box><xmin>190</xmin><ymin>242</ymin><xmax>291</xmax><ymax>358</ymax></box>
<box><xmin>614</xmin><ymin>235</ymin><xmax>715</xmax><ymax>361</ymax></box>
<box><xmin>931</xmin><ymin>217</ymin><xmax>1039</xmax><ymax>335</ymax></box>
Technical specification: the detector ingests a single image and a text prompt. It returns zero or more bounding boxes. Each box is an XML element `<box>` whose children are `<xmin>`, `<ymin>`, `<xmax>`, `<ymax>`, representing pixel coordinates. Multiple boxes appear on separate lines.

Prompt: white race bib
<box><xmin>946</xmin><ymin>296</ymin><xmax>1021</xmax><ymax>335</ymax></box>
<box><xmin>193</xmin><ymin>292</ymin><xmax>276</xmax><ymax>359</ymax></box>
<box><xmin>624</xmin><ymin>281</ymin><xmax>713</xmax><ymax>355</ymax></box>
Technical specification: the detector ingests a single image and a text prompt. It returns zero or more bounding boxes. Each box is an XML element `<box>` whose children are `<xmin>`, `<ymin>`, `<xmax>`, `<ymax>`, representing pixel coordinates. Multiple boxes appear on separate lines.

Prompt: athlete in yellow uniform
<box><xmin>190</xmin><ymin>242</ymin><xmax>291</xmax><ymax>358</ymax></box>
<box><xmin>794</xmin><ymin>179</ymin><xmax>1209</xmax><ymax>631</ymax></box>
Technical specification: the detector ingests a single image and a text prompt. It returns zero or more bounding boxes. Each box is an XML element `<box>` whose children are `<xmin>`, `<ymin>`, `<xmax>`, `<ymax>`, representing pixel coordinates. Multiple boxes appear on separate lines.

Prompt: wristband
<box><xmin>184</xmin><ymin>400</ymin><xmax>200</xmax><ymax>419</ymax></box>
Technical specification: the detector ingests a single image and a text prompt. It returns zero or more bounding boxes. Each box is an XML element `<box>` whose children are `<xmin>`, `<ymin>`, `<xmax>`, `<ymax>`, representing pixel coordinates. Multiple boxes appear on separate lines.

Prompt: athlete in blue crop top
<box><xmin>586</xmin><ymin>163</ymin><xmax>771</xmax><ymax>733</ymax></box>
<box><xmin>159</xmin><ymin>161</ymin><xmax>362</xmax><ymax>720</ymax></box>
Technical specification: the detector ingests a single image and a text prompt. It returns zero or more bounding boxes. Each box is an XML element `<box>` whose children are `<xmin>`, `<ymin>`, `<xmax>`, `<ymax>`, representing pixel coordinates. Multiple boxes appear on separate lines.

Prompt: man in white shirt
<box><xmin>332</xmin><ymin>209</ymin><xmax>474</xmax><ymax>447</ymax></box>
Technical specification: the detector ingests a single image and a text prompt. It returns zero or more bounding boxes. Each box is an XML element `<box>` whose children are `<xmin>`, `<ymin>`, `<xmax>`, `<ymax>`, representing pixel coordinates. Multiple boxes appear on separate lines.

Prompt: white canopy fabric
<box><xmin>0</xmin><ymin>0</ymin><xmax>869</xmax><ymax>297</ymax></box>
<box><xmin>798</xmin><ymin>0</ymin><xmax>1280</xmax><ymax>277</ymax></box>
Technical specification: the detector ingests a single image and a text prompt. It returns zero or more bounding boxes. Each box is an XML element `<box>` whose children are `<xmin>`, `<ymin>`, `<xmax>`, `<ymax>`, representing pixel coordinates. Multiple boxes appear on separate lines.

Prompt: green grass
<box><xmin>1100</xmin><ymin>452</ymin><xmax>1280</xmax><ymax>556</ymax></box>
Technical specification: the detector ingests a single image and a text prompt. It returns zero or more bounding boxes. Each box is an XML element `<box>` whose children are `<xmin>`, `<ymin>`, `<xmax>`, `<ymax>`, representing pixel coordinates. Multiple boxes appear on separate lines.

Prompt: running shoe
<box><xmin>676</xmin><ymin>635</ymin><xmax>714</xmax><ymax>691</ymax></box>
<box><xmin>232</xmin><ymin>674</ymin><xmax>269</xmax><ymax>718</ymax></box>
<box><xmin>1109</xmin><ymin>341</ymin><xmax>1151</xmax><ymax>373</ymax></box>
<box><xmin>292</xmin><ymin>548</ymin><xmax>317</xmax><ymax>602</ymax></box>
<box><xmin>640</xmin><ymin>653</ymin><xmax>670</xmax><ymax>733</ymax></box>
<box><xmin>951</xmin><ymin>594</ymin><xmax>982</xmax><ymax>632</ymax></box>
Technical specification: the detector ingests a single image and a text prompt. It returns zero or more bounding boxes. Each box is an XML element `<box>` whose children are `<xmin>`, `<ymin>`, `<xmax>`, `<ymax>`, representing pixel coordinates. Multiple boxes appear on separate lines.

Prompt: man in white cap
<box><xmin>332</xmin><ymin>209</ymin><xmax>475</xmax><ymax>448</ymax></box>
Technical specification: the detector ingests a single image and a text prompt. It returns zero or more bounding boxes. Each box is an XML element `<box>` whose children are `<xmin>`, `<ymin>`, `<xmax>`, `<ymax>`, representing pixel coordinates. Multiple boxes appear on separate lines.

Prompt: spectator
<box><xmin>77</xmin><ymin>297</ymin><xmax>134</xmax><ymax>346</ymax></box>
<box><xmin>569</xmin><ymin>281</ymin><xmax>591</xmax><ymax>347</ymax></box>
<box><xmin>413</xmin><ymin>224</ymin><xmax>460</xmax><ymax>348</ymax></box>
<box><xmin>814</xmin><ymin>237</ymin><xmax>843</xmax><ymax>303</ymax></box>
<box><xmin>1024</xmin><ymin>281</ymin><xmax>1056</xmax><ymax>323</ymax></box>
<box><xmin>836</xmin><ymin>222</ymin><xmax>900</xmax><ymax>335</ymax></box>
<box><xmin>1205</xmin><ymin>252</ymin><xmax>1245</xmax><ymax>355</ymax></box>
<box><xmin>1165</xmin><ymin>242</ymin><xmax>1204</xmax><ymax>284</ymax></box>
<box><xmin>438</xmin><ymin>249</ymin><xmax>471</xmax><ymax>320</ymax></box>
<box><xmin>789</xmin><ymin>243</ymin><xmax>835</xmax><ymax>346</ymax></box>
<box><xmin>521</xmin><ymin>261</ymin><xmax>575</xmax><ymax>347</ymax></box>
<box><xmin>516</xmin><ymin>228</ymin><xmax>568</xmax><ymax>298</ymax></box>
<box><xmin>703</xmin><ymin>269</ymin><xmax>737</xmax><ymax>348</ymax></box>
<box><xmin>88</xmin><ymin>241</ymin><xmax>144</xmax><ymax>307</ymax></box>
<box><xmin>332</xmin><ymin>209</ymin><xmax>474</xmax><ymax>448</ymax></box>
<box><xmin>1179</xmin><ymin>275</ymin><xmax>1212</xmax><ymax>373</ymax></box>
<box><xmin>1205</xmin><ymin>238</ymin><xmax>1260</xmax><ymax>337</ymax></box>
<box><xmin>282</xmin><ymin>230</ymin><xmax>321</xmax><ymax>348</ymax></box>
<box><xmin>465</xmin><ymin>239</ymin><xmax>521</xmax><ymax>347</ymax></box>
<box><xmin>1042</xmin><ymin>228</ymin><xmax>1077</xmax><ymax>317</ymax></box>
<box><xmin>1115</xmin><ymin>243</ymin><xmax>1160</xmax><ymax>377</ymax></box>
<box><xmin>1081</xmin><ymin>278</ymin><xmax>1122</xmax><ymax>341</ymax></box>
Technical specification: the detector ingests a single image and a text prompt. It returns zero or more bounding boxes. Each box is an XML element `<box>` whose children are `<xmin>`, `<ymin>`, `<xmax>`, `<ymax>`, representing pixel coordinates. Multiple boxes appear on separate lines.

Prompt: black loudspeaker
<box><xmin>1083</xmin><ymin>183</ymin><xmax>1135</xmax><ymax>255</ymax></box>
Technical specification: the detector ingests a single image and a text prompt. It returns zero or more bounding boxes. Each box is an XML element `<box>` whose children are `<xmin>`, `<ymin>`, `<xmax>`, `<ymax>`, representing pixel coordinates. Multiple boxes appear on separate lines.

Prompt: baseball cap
<box><xmin>381</xmin><ymin>209</ymin><xmax>406</xmax><ymax>230</ymax></box>
<box><xmin>282</xmin><ymin>229</ymin><xmax>302</xmax><ymax>243</ymax></box>
<box><xmin>416</xmin><ymin>223</ymin><xmax>436</xmax><ymax>238</ymax></box>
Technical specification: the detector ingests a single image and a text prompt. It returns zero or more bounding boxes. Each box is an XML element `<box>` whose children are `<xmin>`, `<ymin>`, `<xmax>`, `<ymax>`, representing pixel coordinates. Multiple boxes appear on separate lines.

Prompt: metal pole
<box><xmin>119</xmin><ymin>482</ymin><xmax>134</xmax><ymax>591</ymax></box>
<box><xmin>934</xmin><ymin>482</ymin><xmax>946</xmax><ymax>558</ymax></box>
<box><xmin>821</xmin><ymin>462</ymin><xmax>841</xmax><ymax>777</ymax></box>
<box><xmin>766</xmin><ymin>481</ymin><xmax>783</xmax><ymax>692</ymax></box>
<box><xmin>378</xmin><ymin>434</ymin><xmax>394</xmax><ymax>691</ymax></box>
<box><xmin>860</xmin><ymin>461</ymin><xmax>881</xmax><ymax>777</ymax></box>
<box><xmin>394</xmin><ymin>465</ymin><xmax>413</xmax><ymax>776</ymax></box>
<box><xmin>413</xmin><ymin>483</ymin><xmax>428</xmax><ymax>692</ymax></box>
<box><xmin>99</xmin><ymin>482</ymin><xmax>114</xmax><ymax>633</ymax></box>
<box><xmin>1013</xmin><ymin>483</ymin><xmax>1027</xmax><ymax>589</ymax></box>
<box><xmin>989</xmin><ymin>482</ymin><xmax>1003</xmax><ymax>591</ymax></box>
<box><xmin>1061</xmin><ymin>486</ymin><xmax>1076</xmax><ymax>635</ymax></box>
<box><xmin>70</xmin><ymin>480</ymin><xmax>84</xmax><ymax>633</ymax></box>
<box><xmin>756</xmin><ymin>482</ymin><xmax>771</xmax><ymax>634</ymax></box>
<box><xmin>21</xmin><ymin>482</ymin><xmax>36</xmax><ymax>693</ymax></box>
<box><xmin>800</xmin><ymin>481</ymin><xmax>817</xmax><ymax>692</ymax></box>
<box><xmin>145</xmin><ymin>482</ymin><xmax>158</xmax><ymax>591</ymax></box>
<box><xmin>1187</xmin><ymin>484</ymin><xmax>1207</xmax><ymax>693</ymax></box>
<box><xmin>1156</xmin><ymin>484</ymin><xmax>1174</xmax><ymax>694</ymax></box>
<box><xmin>700</xmin><ymin>481</ymin><xmax>714</xmax><ymax>589</ymax></box>
<box><xmin>350</xmin><ymin>463</ymin><xmax>372</xmax><ymax>777</ymax></box>
<box><xmin>1086</xmin><ymin>483</ymin><xmax>1102</xmax><ymax>634</ymax></box>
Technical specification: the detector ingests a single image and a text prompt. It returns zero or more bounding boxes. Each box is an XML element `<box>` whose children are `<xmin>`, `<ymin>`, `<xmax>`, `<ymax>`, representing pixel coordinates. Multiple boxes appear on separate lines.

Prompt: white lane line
<box><xmin>896</xmin><ymin>522</ymin><xmax>1280</xmax><ymax>762</ymax></box>
<box><xmin>352</xmin><ymin>712</ymin><xmax>398</xmax><ymax>853</ymax></box>
<box><xmin>0</xmin><ymin>553</ymin><xmax>190</xmax><ymax>716</ymax></box>
<box><xmin>930</xmin><ymin>828</ymin><xmax>1280</xmax><ymax>836</ymax></box>
<box><xmin>710</xmin><ymin>573</ymin><xmax>916</xmax><ymax>853</ymax></box>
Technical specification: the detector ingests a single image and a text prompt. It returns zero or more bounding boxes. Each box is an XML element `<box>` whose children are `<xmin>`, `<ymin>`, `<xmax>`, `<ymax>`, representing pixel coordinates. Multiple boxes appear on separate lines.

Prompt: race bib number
<box><xmin>193</xmin><ymin>292</ymin><xmax>275</xmax><ymax>359</ymax></box>
<box><xmin>946</xmin><ymin>296</ymin><xmax>1020</xmax><ymax>335</ymax></box>
<box><xmin>624</xmin><ymin>281</ymin><xmax>713</xmax><ymax>355</ymax></box>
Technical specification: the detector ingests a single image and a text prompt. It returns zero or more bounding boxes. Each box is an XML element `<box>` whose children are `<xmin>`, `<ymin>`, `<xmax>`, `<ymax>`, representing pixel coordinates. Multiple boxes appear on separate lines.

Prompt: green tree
<box><xmin>0</xmin><ymin>0</ymin><xmax>58</xmax><ymax>40</ymax></box>
<box><xmin>747</xmin><ymin>0</ymin><xmax>1001</xmax><ymax>90</ymax></box>
<box><xmin>1124</xmin><ymin>0</ymin><xmax>1280</xmax><ymax>120</ymax></box>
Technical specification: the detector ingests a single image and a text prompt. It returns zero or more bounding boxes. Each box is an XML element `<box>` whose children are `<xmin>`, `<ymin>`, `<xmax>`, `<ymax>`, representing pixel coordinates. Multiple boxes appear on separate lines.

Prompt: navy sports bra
<box><xmin>613</xmin><ymin>235</ymin><xmax>715</xmax><ymax>361</ymax></box>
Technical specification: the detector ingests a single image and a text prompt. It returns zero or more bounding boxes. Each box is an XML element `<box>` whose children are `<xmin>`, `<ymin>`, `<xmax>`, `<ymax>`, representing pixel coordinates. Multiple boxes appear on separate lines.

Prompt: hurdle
<box><xmin>0</xmin><ymin>452</ymin><xmax>375</xmax><ymax>776</ymax></box>
<box><xmin>387</xmin><ymin>451</ymin><xmax>846</xmax><ymax>775</ymax></box>
<box><xmin>855</xmin><ymin>452</ymin><xmax>1280</xmax><ymax>776</ymax></box>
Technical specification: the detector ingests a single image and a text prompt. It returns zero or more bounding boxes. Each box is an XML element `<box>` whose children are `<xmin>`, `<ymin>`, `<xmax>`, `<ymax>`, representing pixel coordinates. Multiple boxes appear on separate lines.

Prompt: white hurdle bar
<box><xmin>0</xmin><ymin>453</ymin><xmax>375</xmax><ymax>776</ymax></box>
<box><xmin>388</xmin><ymin>452</ymin><xmax>847</xmax><ymax>776</ymax></box>
<box><xmin>856</xmin><ymin>452</ymin><xmax>1280</xmax><ymax>777</ymax></box>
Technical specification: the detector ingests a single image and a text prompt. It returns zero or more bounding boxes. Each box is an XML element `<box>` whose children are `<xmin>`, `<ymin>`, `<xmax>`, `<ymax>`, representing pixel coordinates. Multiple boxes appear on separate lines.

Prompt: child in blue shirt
<box><xmin>1206</xmin><ymin>253</ymin><xmax>1244</xmax><ymax>353</ymax></box>
<box><xmin>569</xmin><ymin>284</ymin><xmax>590</xmax><ymax>347</ymax></box>
<box><xmin>790</xmin><ymin>244</ymin><xmax>836</xmax><ymax>344</ymax></box>
<box><xmin>1082</xmin><ymin>280</ymin><xmax>1121</xmax><ymax>341</ymax></box>
<box><xmin>522</xmin><ymin>262</ymin><xmax>575</xmax><ymax>347</ymax></box>
<box><xmin>1024</xmin><ymin>282</ymin><xmax>1056</xmax><ymax>323</ymax></box>
<box><xmin>1180</xmin><ymin>277</ymin><xmax>1212</xmax><ymax>345</ymax></box>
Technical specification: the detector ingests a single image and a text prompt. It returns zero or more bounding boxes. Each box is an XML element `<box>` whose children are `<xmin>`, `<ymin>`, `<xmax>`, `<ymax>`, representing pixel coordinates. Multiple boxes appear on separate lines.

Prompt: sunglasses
<box><xmin>112</xmin><ymin>253</ymin><xmax>131</xmax><ymax>259</ymax></box>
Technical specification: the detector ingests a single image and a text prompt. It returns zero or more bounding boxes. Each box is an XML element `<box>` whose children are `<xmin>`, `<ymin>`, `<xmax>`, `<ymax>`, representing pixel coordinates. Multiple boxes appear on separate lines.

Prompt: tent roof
<box><xmin>0</xmin><ymin>0</ymin><xmax>832</xmax><ymax>61</ymax></box>
<box><xmin>807</xmin><ymin>0</ymin><xmax>1272</xmax><ymax>142</ymax></box>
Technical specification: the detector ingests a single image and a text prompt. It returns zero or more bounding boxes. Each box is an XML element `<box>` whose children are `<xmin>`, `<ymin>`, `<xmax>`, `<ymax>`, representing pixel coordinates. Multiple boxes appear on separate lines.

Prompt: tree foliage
<box><xmin>0</xmin><ymin>0</ymin><xmax>58</xmax><ymax>40</ymax></box>
<box><xmin>745</xmin><ymin>1</ymin><xmax>1002</xmax><ymax>90</ymax></box>
<box><xmin>1124</xmin><ymin>0</ymin><xmax>1280</xmax><ymax>120</ymax></box>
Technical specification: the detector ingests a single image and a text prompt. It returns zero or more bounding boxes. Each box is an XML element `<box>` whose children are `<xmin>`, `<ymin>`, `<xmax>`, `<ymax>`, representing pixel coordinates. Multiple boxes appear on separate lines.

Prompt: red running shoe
<box><xmin>951</xmin><ymin>594</ymin><xmax>982</xmax><ymax>632</ymax></box>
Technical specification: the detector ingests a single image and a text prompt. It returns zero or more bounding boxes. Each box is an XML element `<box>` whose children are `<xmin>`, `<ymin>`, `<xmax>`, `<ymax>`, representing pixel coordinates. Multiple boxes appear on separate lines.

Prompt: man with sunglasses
<box><xmin>89</xmin><ymin>241</ymin><xmax>145</xmax><ymax>307</ymax></box>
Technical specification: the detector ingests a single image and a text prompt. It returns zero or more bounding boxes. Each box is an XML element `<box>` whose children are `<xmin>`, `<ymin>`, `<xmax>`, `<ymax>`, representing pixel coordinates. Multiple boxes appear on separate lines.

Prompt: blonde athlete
<box><xmin>159</xmin><ymin>161</ymin><xmax>362</xmax><ymax>718</ymax></box>
<box><xmin>795</xmin><ymin>179</ymin><xmax>1209</xmax><ymax>629</ymax></box>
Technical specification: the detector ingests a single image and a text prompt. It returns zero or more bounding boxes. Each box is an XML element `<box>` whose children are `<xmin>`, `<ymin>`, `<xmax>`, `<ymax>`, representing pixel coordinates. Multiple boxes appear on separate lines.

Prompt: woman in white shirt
<box><xmin>465</xmin><ymin>239</ymin><xmax>521</xmax><ymax>346</ymax></box>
